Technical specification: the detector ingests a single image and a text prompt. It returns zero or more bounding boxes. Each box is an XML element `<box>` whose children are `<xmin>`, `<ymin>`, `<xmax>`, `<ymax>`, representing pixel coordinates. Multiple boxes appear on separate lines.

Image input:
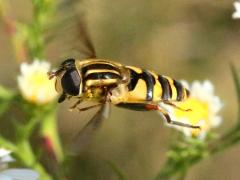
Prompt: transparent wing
<box><xmin>46</xmin><ymin>0</ymin><xmax>96</xmax><ymax>60</ymax></box>
<box><xmin>66</xmin><ymin>103</ymin><xmax>110</xmax><ymax>155</ymax></box>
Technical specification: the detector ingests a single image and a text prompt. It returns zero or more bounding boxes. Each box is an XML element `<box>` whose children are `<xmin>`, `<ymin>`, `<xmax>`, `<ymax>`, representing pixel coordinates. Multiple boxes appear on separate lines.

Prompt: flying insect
<box><xmin>48</xmin><ymin>14</ymin><xmax>200</xmax><ymax>152</ymax></box>
<box><xmin>49</xmin><ymin>58</ymin><xmax>200</xmax><ymax>129</ymax></box>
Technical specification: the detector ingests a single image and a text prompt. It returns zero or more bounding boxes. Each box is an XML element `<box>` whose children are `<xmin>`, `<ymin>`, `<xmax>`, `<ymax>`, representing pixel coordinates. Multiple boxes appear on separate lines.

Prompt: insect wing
<box><xmin>67</xmin><ymin>103</ymin><xmax>110</xmax><ymax>155</ymax></box>
<box><xmin>49</xmin><ymin>2</ymin><xmax>97</xmax><ymax>59</ymax></box>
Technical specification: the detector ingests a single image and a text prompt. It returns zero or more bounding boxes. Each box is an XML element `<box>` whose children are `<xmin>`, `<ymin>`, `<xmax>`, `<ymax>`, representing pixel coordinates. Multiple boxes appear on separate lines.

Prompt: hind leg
<box><xmin>144</xmin><ymin>104</ymin><xmax>200</xmax><ymax>129</ymax></box>
<box><xmin>163</xmin><ymin>101</ymin><xmax>192</xmax><ymax>112</ymax></box>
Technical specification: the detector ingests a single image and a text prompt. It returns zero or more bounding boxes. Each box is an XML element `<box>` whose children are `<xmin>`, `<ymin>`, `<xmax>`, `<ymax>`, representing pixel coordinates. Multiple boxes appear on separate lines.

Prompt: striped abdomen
<box><xmin>81</xmin><ymin>61</ymin><xmax>122</xmax><ymax>87</ymax></box>
<box><xmin>120</xmin><ymin>66</ymin><xmax>190</xmax><ymax>103</ymax></box>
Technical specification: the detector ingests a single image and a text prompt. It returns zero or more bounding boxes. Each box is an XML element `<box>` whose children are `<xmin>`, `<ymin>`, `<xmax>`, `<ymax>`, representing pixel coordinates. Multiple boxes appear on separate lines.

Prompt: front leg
<box><xmin>69</xmin><ymin>98</ymin><xmax>83</xmax><ymax>111</ymax></box>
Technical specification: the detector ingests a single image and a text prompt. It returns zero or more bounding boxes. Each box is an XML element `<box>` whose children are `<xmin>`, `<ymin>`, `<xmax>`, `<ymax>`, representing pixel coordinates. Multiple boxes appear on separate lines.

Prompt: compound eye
<box><xmin>61</xmin><ymin>69</ymin><xmax>81</xmax><ymax>96</ymax></box>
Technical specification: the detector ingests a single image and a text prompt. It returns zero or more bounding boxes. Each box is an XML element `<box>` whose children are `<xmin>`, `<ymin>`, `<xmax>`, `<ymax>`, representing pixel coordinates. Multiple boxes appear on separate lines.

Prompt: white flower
<box><xmin>0</xmin><ymin>148</ymin><xmax>14</xmax><ymax>170</ymax></box>
<box><xmin>161</xmin><ymin>80</ymin><xmax>223</xmax><ymax>139</ymax></box>
<box><xmin>0</xmin><ymin>148</ymin><xmax>39</xmax><ymax>180</ymax></box>
<box><xmin>0</xmin><ymin>169</ymin><xmax>39</xmax><ymax>180</ymax></box>
<box><xmin>17</xmin><ymin>60</ymin><xmax>58</xmax><ymax>105</ymax></box>
<box><xmin>233</xmin><ymin>1</ymin><xmax>240</xmax><ymax>19</ymax></box>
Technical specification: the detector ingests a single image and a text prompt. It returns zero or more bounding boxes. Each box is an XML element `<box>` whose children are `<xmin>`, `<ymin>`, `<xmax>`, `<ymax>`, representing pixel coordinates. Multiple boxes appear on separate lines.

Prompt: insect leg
<box><xmin>69</xmin><ymin>98</ymin><xmax>83</xmax><ymax>111</ymax></box>
<box><xmin>163</xmin><ymin>101</ymin><xmax>192</xmax><ymax>112</ymax></box>
<box><xmin>76</xmin><ymin>104</ymin><xmax>103</xmax><ymax>112</ymax></box>
<box><xmin>58</xmin><ymin>93</ymin><xmax>67</xmax><ymax>103</ymax></box>
<box><xmin>144</xmin><ymin>104</ymin><xmax>200</xmax><ymax>129</ymax></box>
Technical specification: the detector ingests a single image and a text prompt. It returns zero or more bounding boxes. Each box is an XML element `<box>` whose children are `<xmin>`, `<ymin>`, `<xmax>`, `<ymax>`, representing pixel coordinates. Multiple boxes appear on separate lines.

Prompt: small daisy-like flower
<box><xmin>0</xmin><ymin>169</ymin><xmax>39</xmax><ymax>180</ymax></box>
<box><xmin>18</xmin><ymin>60</ymin><xmax>58</xmax><ymax>105</ymax></box>
<box><xmin>233</xmin><ymin>1</ymin><xmax>240</xmax><ymax>19</ymax></box>
<box><xmin>0</xmin><ymin>148</ymin><xmax>14</xmax><ymax>169</ymax></box>
<box><xmin>163</xmin><ymin>80</ymin><xmax>223</xmax><ymax>139</ymax></box>
<box><xmin>0</xmin><ymin>148</ymin><xmax>39</xmax><ymax>179</ymax></box>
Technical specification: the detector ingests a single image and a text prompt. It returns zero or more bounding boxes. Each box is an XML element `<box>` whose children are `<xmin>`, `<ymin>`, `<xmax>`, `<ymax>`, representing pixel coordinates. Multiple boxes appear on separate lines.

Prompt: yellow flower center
<box><xmin>27</xmin><ymin>72</ymin><xmax>49</xmax><ymax>89</ymax></box>
<box><xmin>174</xmin><ymin>98</ymin><xmax>210</xmax><ymax>136</ymax></box>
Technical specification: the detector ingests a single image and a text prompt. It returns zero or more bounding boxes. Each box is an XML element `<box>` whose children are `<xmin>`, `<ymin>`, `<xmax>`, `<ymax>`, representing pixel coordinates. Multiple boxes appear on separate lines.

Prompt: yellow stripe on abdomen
<box><xmin>164</xmin><ymin>76</ymin><xmax>177</xmax><ymax>100</ymax></box>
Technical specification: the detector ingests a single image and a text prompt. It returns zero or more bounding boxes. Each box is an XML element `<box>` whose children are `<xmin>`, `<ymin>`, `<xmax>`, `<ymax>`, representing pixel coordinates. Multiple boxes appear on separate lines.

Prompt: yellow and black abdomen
<box><xmin>156</xmin><ymin>74</ymin><xmax>190</xmax><ymax>101</ymax></box>
<box><xmin>116</xmin><ymin>66</ymin><xmax>189</xmax><ymax>104</ymax></box>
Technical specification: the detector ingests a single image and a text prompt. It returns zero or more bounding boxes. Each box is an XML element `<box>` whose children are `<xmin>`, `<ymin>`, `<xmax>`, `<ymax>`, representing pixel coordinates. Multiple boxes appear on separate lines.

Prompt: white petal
<box><xmin>20</xmin><ymin>63</ymin><xmax>29</xmax><ymax>75</ymax></box>
<box><xmin>191</xmin><ymin>81</ymin><xmax>202</xmax><ymax>97</ymax></box>
<box><xmin>0</xmin><ymin>149</ymin><xmax>11</xmax><ymax>158</ymax></box>
<box><xmin>0</xmin><ymin>174</ymin><xmax>11</xmax><ymax>180</ymax></box>
<box><xmin>233</xmin><ymin>2</ymin><xmax>240</xmax><ymax>19</ymax></box>
<box><xmin>183</xmin><ymin>128</ymin><xmax>192</xmax><ymax>137</ymax></box>
<box><xmin>234</xmin><ymin>2</ymin><xmax>240</xmax><ymax>11</ymax></box>
<box><xmin>0</xmin><ymin>169</ymin><xmax>39</xmax><ymax>180</ymax></box>
<box><xmin>232</xmin><ymin>12</ymin><xmax>240</xmax><ymax>19</ymax></box>
<box><xmin>0</xmin><ymin>155</ymin><xmax>14</xmax><ymax>163</ymax></box>
<box><xmin>211</xmin><ymin>116</ymin><xmax>222</xmax><ymax>127</ymax></box>
<box><xmin>202</xmin><ymin>80</ymin><xmax>214</xmax><ymax>94</ymax></box>
<box><xmin>211</xmin><ymin>96</ymin><xmax>223</xmax><ymax>113</ymax></box>
<box><xmin>180</xmin><ymin>80</ymin><xmax>190</xmax><ymax>89</ymax></box>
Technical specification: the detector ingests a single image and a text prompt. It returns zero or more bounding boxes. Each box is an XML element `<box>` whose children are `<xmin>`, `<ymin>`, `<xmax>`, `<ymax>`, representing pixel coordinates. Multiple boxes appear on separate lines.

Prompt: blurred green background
<box><xmin>0</xmin><ymin>0</ymin><xmax>240</xmax><ymax>179</ymax></box>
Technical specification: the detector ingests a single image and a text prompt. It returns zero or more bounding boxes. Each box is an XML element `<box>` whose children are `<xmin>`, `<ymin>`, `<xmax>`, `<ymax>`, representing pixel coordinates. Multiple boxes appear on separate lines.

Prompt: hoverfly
<box><xmin>48</xmin><ymin>14</ymin><xmax>199</xmax><ymax>150</ymax></box>
<box><xmin>49</xmin><ymin>58</ymin><xmax>200</xmax><ymax>129</ymax></box>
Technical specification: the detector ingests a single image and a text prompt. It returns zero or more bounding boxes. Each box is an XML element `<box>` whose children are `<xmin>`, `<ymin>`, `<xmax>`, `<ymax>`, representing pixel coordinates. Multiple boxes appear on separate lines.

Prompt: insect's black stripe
<box><xmin>127</xmin><ymin>69</ymin><xmax>139</xmax><ymax>91</ymax></box>
<box><xmin>173</xmin><ymin>80</ymin><xmax>183</xmax><ymax>101</ymax></box>
<box><xmin>166</xmin><ymin>78</ymin><xmax>172</xmax><ymax>99</ymax></box>
<box><xmin>141</xmin><ymin>70</ymin><xmax>155</xmax><ymax>101</ymax></box>
<box><xmin>158</xmin><ymin>75</ymin><xmax>172</xmax><ymax>100</ymax></box>
<box><xmin>85</xmin><ymin>72</ymin><xmax>121</xmax><ymax>81</ymax></box>
<box><xmin>186</xmin><ymin>89</ymin><xmax>190</xmax><ymax>98</ymax></box>
<box><xmin>82</xmin><ymin>63</ymin><xmax>120</xmax><ymax>75</ymax></box>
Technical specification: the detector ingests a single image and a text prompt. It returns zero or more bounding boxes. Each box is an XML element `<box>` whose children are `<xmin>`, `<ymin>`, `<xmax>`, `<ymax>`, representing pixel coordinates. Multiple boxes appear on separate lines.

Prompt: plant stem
<box><xmin>17</xmin><ymin>141</ymin><xmax>52</xmax><ymax>180</ymax></box>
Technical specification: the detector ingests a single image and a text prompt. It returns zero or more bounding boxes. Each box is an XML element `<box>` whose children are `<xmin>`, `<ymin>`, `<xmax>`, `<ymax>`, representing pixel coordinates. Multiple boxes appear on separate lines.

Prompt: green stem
<box><xmin>17</xmin><ymin>141</ymin><xmax>52</xmax><ymax>180</ymax></box>
<box><xmin>26</xmin><ymin>0</ymin><xmax>56</xmax><ymax>59</ymax></box>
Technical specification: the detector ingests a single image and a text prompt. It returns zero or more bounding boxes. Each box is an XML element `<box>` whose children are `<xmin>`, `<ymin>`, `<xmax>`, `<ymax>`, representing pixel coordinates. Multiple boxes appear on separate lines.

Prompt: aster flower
<box><xmin>0</xmin><ymin>148</ymin><xmax>14</xmax><ymax>169</ymax></box>
<box><xmin>233</xmin><ymin>1</ymin><xmax>240</xmax><ymax>19</ymax></box>
<box><xmin>162</xmin><ymin>80</ymin><xmax>223</xmax><ymax>139</ymax></box>
<box><xmin>0</xmin><ymin>148</ymin><xmax>39</xmax><ymax>179</ymax></box>
<box><xmin>0</xmin><ymin>169</ymin><xmax>39</xmax><ymax>180</ymax></box>
<box><xmin>17</xmin><ymin>60</ymin><xmax>58</xmax><ymax>105</ymax></box>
